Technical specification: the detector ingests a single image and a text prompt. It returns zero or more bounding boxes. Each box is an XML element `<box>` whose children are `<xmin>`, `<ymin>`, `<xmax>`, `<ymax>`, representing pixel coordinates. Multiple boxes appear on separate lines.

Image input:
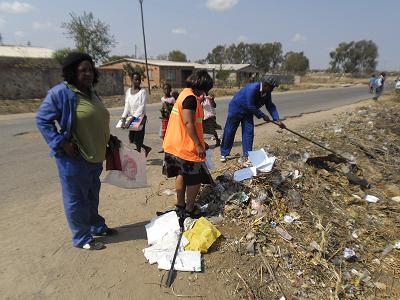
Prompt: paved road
<box><xmin>0</xmin><ymin>84</ymin><xmax>390</xmax><ymax>207</ymax></box>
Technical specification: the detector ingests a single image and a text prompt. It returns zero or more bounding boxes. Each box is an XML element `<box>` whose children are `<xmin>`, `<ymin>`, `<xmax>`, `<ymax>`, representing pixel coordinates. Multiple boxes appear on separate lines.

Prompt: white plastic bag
<box><xmin>103</xmin><ymin>143</ymin><xmax>147</xmax><ymax>188</ymax></box>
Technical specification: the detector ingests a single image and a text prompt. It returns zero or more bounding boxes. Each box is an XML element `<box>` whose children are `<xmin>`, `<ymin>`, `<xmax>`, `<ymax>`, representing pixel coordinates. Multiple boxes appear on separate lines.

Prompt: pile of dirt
<box><xmin>199</xmin><ymin>95</ymin><xmax>400</xmax><ymax>299</ymax></box>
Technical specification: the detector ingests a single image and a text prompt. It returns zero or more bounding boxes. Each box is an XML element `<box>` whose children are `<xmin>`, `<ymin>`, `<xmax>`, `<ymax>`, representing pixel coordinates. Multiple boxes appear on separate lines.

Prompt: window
<box><xmin>162</xmin><ymin>69</ymin><xmax>176</xmax><ymax>81</ymax></box>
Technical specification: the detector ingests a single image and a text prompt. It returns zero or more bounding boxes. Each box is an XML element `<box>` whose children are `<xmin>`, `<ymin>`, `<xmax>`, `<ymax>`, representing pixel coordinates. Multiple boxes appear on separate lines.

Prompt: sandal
<box><xmin>185</xmin><ymin>208</ymin><xmax>203</xmax><ymax>219</ymax></box>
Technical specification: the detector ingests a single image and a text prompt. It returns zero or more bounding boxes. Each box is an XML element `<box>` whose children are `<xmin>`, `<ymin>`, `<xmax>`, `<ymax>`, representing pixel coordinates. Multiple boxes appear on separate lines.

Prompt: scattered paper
<box><xmin>248</xmin><ymin>148</ymin><xmax>276</xmax><ymax>173</ymax></box>
<box><xmin>395</xmin><ymin>241</ymin><xmax>400</xmax><ymax>250</ymax></box>
<box><xmin>233</xmin><ymin>167</ymin><xmax>257</xmax><ymax>182</ymax></box>
<box><xmin>365</xmin><ymin>195</ymin><xmax>379</xmax><ymax>203</ymax></box>
<box><xmin>344</xmin><ymin>248</ymin><xmax>356</xmax><ymax>260</ymax></box>
<box><xmin>145</xmin><ymin>211</ymin><xmax>180</xmax><ymax>245</ymax></box>
<box><xmin>162</xmin><ymin>189</ymin><xmax>177</xmax><ymax>196</ymax></box>
<box><xmin>275</xmin><ymin>226</ymin><xmax>293</xmax><ymax>241</ymax></box>
<box><xmin>391</xmin><ymin>196</ymin><xmax>400</xmax><ymax>203</ymax></box>
<box><xmin>157</xmin><ymin>250</ymin><xmax>202</xmax><ymax>272</ymax></box>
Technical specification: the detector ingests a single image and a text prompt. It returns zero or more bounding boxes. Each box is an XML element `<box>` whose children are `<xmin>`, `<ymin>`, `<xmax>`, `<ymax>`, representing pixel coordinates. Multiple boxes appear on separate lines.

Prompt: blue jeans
<box><xmin>220</xmin><ymin>113</ymin><xmax>254</xmax><ymax>157</ymax></box>
<box><xmin>56</xmin><ymin>156</ymin><xmax>108</xmax><ymax>247</ymax></box>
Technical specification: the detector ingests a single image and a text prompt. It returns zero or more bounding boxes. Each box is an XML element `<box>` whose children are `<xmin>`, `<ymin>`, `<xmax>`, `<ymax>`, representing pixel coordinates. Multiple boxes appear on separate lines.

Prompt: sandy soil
<box><xmin>0</xmin><ymin>96</ymin><xmax>384</xmax><ymax>300</ymax></box>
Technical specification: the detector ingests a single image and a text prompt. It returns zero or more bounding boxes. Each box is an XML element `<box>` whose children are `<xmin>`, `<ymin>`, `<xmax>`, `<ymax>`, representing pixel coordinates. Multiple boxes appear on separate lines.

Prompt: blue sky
<box><xmin>0</xmin><ymin>0</ymin><xmax>398</xmax><ymax>70</ymax></box>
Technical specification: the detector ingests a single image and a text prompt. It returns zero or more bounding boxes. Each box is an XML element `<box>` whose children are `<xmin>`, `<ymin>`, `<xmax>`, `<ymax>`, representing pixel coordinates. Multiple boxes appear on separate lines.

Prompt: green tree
<box><xmin>168</xmin><ymin>50</ymin><xmax>187</xmax><ymax>62</ymax></box>
<box><xmin>62</xmin><ymin>11</ymin><xmax>116</xmax><ymax>63</ymax></box>
<box><xmin>52</xmin><ymin>48</ymin><xmax>76</xmax><ymax>65</ymax></box>
<box><xmin>205</xmin><ymin>45</ymin><xmax>227</xmax><ymax>64</ymax></box>
<box><xmin>282</xmin><ymin>51</ymin><xmax>309</xmax><ymax>75</ymax></box>
<box><xmin>329</xmin><ymin>40</ymin><xmax>378</xmax><ymax>74</ymax></box>
<box><xmin>122</xmin><ymin>63</ymin><xmax>145</xmax><ymax>78</ymax></box>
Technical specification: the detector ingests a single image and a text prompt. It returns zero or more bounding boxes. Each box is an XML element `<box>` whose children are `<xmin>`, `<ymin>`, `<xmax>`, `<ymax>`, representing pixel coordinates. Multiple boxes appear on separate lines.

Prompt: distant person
<box><xmin>369</xmin><ymin>74</ymin><xmax>376</xmax><ymax>93</ymax></box>
<box><xmin>373</xmin><ymin>72</ymin><xmax>386</xmax><ymax>100</ymax></box>
<box><xmin>220</xmin><ymin>76</ymin><xmax>285</xmax><ymax>163</ymax></box>
<box><xmin>202</xmin><ymin>93</ymin><xmax>222</xmax><ymax>147</ymax></box>
<box><xmin>36</xmin><ymin>52</ymin><xmax>118</xmax><ymax>251</ymax></box>
<box><xmin>159</xmin><ymin>83</ymin><xmax>176</xmax><ymax>153</ymax></box>
<box><xmin>120</xmin><ymin>72</ymin><xmax>152</xmax><ymax>156</ymax></box>
<box><xmin>162</xmin><ymin>69</ymin><xmax>214</xmax><ymax>218</ymax></box>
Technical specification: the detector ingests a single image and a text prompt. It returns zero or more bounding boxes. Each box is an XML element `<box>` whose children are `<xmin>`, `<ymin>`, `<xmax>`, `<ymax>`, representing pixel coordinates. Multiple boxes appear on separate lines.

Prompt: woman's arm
<box><xmin>121</xmin><ymin>88</ymin><xmax>130</xmax><ymax>118</ymax></box>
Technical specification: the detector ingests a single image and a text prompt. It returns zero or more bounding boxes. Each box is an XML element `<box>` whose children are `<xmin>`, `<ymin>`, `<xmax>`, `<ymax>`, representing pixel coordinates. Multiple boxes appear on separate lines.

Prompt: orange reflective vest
<box><xmin>163</xmin><ymin>88</ymin><xmax>205</xmax><ymax>162</ymax></box>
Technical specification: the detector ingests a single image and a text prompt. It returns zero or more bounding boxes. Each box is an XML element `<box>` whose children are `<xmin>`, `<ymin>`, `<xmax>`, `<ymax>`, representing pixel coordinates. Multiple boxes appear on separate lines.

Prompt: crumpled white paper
<box><xmin>157</xmin><ymin>250</ymin><xmax>202</xmax><ymax>272</ymax></box>
<box><xmin>233</xmin><ymin>148</ymin><xmax>276</xmax><ymax>182</ymax></box>
<box><xmin>248</xmin><ymin>148</ymin><xmax>276</xmax><ymax>172</ymax></box>
<box><xmin>143</xmin><ymin>211</ymin><xmax>201</xmax><ymax>272</ymax></box>
<box><xmin>233</xmin><ymin>167</ymin><xmax>257</xmax><ymax>182</ymax></box>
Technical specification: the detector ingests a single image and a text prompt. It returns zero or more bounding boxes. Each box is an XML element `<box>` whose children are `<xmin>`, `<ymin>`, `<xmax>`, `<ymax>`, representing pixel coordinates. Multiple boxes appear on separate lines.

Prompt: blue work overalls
<box><xmin>36</xmin><ymin>83</ymin><xmax>108</xmax><ymax>247</ymax></box>
<box><xmin>220</xmin><ymin>82</ymin><xmax>279</xmax><ymax>157</ymax></box>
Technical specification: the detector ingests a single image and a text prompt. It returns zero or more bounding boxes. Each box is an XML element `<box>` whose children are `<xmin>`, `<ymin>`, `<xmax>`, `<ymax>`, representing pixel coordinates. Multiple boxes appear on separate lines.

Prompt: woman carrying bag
<box><xmin>120</xmin><ymin>72</ymin><xmax>152</xmax><ymax>157</ymax></box>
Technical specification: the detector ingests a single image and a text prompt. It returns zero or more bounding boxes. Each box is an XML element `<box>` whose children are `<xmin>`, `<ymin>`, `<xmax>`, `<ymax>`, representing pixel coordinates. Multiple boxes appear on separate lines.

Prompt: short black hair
<box><xmin>185</xmin><ymin>69</ymin><xmax>213</xmax><ymax>94</ymax></box>
<box><xmin>131</xmin><ymin>72</ymin><xmax>141</xmax><ymax>79</ymax></box>
<box><xmin>62</xmin><ymin>52</ymin><xmax>99</xmax><ymax>85</ymax></box>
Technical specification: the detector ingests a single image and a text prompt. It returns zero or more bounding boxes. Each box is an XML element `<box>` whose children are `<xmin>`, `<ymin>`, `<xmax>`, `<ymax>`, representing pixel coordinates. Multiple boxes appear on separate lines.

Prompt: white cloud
<box><xmin>33</xmin><ymin>21</ymin><xmax>52</xmax><ymax>30</ymax></box>
<box><xmin>292</xmin><ymin>33</ymin><xmax>306</xmax><ymax>43</ymax></box>
<box><xmin>0</xmin><ymin>1</ymin><xmax>33</xmax><ymax>13</ymax></box>
<box><xmin>14</xmin><ymin>30</ymin><xmax>25</xmax><ymax>37</ymax></box>
<box><xmin>206</xmin><ymin>0</ymin><xmax>239</xmax><ymax>11</ymax></box>
<box><xmin>172</xmin><ymin>27</ymin><xmax>186</xmax><ymax>34</ymax></box>
<box><xmin>237</xmin><ymin>35</ymin><xmax>246</xmax><ymax>42</ymax></box>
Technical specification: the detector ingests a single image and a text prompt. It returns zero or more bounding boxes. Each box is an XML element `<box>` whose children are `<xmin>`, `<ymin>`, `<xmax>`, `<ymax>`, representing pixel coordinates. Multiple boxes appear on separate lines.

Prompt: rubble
<box><xmin>197</xmin><ymin>95</ymin><xmax>400</xmax><ymax>299</ymax></box>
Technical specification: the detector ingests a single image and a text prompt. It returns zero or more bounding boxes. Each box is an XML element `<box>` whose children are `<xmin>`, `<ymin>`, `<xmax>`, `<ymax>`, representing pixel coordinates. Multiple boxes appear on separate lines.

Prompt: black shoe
<box><xmin>81</xmin><ymin>241</ymin><xmax>105</xmax><ymax>250</ymax></box>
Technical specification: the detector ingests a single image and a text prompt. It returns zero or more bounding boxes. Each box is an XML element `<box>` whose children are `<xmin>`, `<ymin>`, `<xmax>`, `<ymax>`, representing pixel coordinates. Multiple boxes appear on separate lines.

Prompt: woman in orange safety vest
<box><xmin>162</xmin><ymin>69</ymin><xmax>214</xmax><ymax>218</ymax></box>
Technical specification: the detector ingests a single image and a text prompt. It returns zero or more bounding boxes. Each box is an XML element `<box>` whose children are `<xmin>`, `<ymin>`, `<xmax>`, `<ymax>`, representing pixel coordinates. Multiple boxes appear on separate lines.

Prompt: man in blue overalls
<box><xmin>220</xmin><ymin>76</ymin><xmax>285</xmax><ymax>163</ymax></box>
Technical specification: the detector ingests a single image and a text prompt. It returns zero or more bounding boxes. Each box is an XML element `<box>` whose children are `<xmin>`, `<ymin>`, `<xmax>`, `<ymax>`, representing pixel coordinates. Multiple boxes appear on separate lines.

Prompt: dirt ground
<box><xmin>1</xmin><ymin>94</ymin><xmax>397</xmax><ymax>299</ymax></box>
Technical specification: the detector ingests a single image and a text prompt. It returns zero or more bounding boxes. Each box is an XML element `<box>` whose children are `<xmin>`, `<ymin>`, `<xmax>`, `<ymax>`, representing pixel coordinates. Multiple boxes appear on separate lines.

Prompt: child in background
<box><xmin>159</xmin><ymin>83</ymin><xmax>176</xmax><ymax>153</ymax></box>
<box><xmin>202</xmin><ymin>93</ymin><xmax>222</xmax><ymax>147</ymax></box>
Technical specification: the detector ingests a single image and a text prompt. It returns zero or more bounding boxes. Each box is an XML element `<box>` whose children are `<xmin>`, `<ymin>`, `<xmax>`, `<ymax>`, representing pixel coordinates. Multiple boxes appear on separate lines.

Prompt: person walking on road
<box><xmin>36</xmin><ymin>52</ymin><xmax>118</xmax><ymax>251</ymax></box>
<box><xmin>119</xmin><ymin>72</ymin><xmax>152</xmax><ymax>156</ymax></box>
<box><xmin>373</xmin><ymin>72</ymin><xmax>386</xmax><ymax>100</ymax></box>
<box><xmin>220</xmin><ymin>76</ymin><xmax>285</xmax><ymax>163</ymax></box>
<box><xmin>369</xmin><ymin>74</ymin><xmax>376</xmax><ymax>93</ymax></box>
<box><xmin>162</xmin><ymin>69</ymin><xmax>214</xmax><ymax>218</ymax></box>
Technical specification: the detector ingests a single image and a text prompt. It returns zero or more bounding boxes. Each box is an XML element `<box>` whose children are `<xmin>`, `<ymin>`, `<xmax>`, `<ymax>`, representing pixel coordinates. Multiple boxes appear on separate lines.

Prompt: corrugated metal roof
<box><xmin>0</xmin><ymin>46</ymin><xmax>54</xmax><ymax>58</ymax></box>
<box><xmin>100</xmin><ymin>58</ymin><xmax>251</xmax><ymax>71</ymax></box>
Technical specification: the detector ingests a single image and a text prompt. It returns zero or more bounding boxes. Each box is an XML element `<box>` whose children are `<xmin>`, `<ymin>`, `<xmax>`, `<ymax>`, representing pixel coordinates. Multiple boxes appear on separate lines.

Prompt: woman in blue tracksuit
<box><xmin>36</xmin><ymin>52</ymin><xmax>118</xmax><ymax>250</ymax></box>
<box><xmin>220</xmin><ymin>76</ymin><xmax>285</xmax><ymax>163</ymax></box>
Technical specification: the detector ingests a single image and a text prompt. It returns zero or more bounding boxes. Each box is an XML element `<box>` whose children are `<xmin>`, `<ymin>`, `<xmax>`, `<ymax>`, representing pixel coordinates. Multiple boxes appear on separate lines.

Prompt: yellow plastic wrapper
<box><xmin>183</xmin><ymin>217</ymin><xmax>221</xmax><ymax>253</ymax></box>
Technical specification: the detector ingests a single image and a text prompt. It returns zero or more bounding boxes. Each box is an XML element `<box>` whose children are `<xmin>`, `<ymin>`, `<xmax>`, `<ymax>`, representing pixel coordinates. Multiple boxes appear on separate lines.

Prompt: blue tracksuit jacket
<box><xmin>221</xmin><ymin>82</ymin><xmax>280</xmax><ymax>157</ymax></box>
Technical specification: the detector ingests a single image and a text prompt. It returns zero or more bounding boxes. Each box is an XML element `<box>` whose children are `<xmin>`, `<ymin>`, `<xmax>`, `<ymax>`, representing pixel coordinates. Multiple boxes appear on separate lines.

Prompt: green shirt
<box><xmin>67</xmin><ymin>83</ymin><xmax>110</xmax><ymax>163</ymax></box>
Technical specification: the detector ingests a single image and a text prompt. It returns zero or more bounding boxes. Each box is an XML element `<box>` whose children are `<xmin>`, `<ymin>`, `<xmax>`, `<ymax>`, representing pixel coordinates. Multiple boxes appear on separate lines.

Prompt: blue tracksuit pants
<box><xmin>220</xmin><ymin>113</ymin><xmax>254</xmax><ymax>157</ymax></box>
<box><xmin>56</xmin><ymin>156</ymin><xmax>108</xmax><ymax>247</ymax></box>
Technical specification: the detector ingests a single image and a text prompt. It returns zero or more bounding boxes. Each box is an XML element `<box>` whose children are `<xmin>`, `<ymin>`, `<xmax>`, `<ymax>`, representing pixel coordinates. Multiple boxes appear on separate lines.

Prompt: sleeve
<box><xmin>265</xmin><ymin>93</ymin><xmax>280</xmax><ymax>121</ymax></box>
<box><xmin>35</xmin><ymin>90</ymin><xmax>67</xmax><ymax>155</ymax></box>
<box><xmin>121</xmin><ymin>89</ymin><xmax>130</xmax><ymax>118</ymax></box>
<box><xmin>132</xmin><ymin>89</ymin><xmax>147</xmax><ymax>118</ymax></box>
<box><xmin>182</xmin><ymin>96</ymin><xmax>197</xmax><ymax>111</ymax></box>
<box><xmin>245</xmin><ymin>84</ymin><xmax>265</xmax><ymax>119</ymax></box>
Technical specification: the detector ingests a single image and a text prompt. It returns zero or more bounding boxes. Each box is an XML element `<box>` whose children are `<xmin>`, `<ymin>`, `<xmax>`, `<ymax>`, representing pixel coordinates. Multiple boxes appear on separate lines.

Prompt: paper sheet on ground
<box><xmin>205</xmin><ymin>149</ymin><xmax>215</xmax><ymax>170</ymax></box>
<box><xmin>248</xmin><ymin>148</ymin><xmax>276</xmax><ymax>172</ymax></box>
<box><xmin>234</xmin><ymin>167</ymin><xmax>257</xmax><ymax>181</ymax></box>
<box><xmin>143</xmin><ymin>211</ymin><xmax>201</xmax><ymax>272</ymax></box>
<box><xmin>157</xmin><ymin>250</ymin><xmax>202</xmax><ymax>272</ymax></box>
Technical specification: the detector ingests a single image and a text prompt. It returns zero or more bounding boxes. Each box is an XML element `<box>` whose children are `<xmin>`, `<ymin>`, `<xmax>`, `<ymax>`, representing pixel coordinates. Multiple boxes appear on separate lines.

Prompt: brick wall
<box><xmin>0</xmin><ymin>66</ymin><xmax>124</xmax><ymax>100</ymax></box>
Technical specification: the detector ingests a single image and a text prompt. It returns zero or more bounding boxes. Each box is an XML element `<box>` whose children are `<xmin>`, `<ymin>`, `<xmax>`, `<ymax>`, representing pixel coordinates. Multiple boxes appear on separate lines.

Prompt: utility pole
<box><xmin>139</xmin><ymin>0</ymin><xmax>151</xmax><ymax>94</ymax></box>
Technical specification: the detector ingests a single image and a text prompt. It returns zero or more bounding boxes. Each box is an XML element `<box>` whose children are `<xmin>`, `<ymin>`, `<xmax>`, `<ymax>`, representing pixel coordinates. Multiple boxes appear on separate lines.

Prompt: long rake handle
<box><xmin>270</xmin><ymin>121</ymin><xmax>348</xmax><ymax>161</ymax></box>
<box><xmin>166</xmin><ymin>228</ymin><xmax>183</xmax><ymax>288</ymax></box>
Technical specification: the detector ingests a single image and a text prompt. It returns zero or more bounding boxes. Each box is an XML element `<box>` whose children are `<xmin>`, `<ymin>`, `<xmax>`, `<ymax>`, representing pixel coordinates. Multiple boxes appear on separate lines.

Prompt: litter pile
<box><xmin>198</xmin><ymin>96</ymin><xmax>400</xmax><ymax>299</ymax></box>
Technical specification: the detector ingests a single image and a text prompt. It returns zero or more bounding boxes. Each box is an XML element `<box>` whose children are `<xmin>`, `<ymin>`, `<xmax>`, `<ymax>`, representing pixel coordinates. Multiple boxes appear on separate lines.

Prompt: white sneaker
<box><xmin>82</xmin><ymin>241</ymin><xmax>105</xmax><ymax>250</ymax></box>
<box><xmin>220</xmin><ymin>156</ymin><xmax>227</xmax><ymax>162</ymax></box>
